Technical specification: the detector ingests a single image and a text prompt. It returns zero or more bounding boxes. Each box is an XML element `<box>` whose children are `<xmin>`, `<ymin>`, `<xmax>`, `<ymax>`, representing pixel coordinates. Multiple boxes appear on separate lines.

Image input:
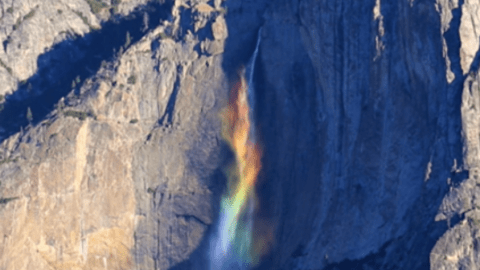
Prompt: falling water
<box><xmin>209</xmin><ymin>29</ymin><xmax>262</xmax><ymax>270</ymax></box>
<box><xmin>246</xmin><ymin>28</ymin><xmax>262</xmax><ymax>142</ymax></box>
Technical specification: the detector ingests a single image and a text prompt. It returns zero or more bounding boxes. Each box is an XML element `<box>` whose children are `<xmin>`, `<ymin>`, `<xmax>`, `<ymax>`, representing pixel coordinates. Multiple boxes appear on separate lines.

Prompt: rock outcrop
<box><xmin>0</xmin><ymin>0</ymin><xmax>228</xmax><ymax>269</ymax></box>
<box><xmin>0</xmin><ymin>0</ymin><xmax>152</xmax><ymax>97</ymax></box>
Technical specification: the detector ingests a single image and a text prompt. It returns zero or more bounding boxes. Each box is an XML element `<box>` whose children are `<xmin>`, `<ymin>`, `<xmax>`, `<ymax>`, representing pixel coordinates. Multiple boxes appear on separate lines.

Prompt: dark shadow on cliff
<box><xmin>0</xmin><ymin>0</ymin><xmax>173</xmax><ymax>143</ymax></box>
<box><xmin>318</xmin><ymin>0</ymin><xmax>466</xmax><ymax>269</ymax></box>
<box><xmin>252</xmin><ymin>0</ymin><xmax>465</xmax><ymax>269</ymax></box>
<box><xmin>218</xmin><ymin>1</ymin><xmax>268</xmax><ymax>81</ymax></box>
<box><xmin>316</xmin><ymin>1</ymin><xmax>465</xmax><ymax>269</ymax></box>
<box><xmin>158</xmin><ymin>67</ymin><xmax>181</xmax><ymax>127</ymax></box>
<box><xmin>443</xmin><ymin>0</ymin><xmax>466</xmax><ymax>179</ymax></box>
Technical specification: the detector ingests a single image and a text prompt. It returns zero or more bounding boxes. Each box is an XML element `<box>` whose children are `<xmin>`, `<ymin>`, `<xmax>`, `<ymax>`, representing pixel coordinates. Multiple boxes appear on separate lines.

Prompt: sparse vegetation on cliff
<box><xmin>26</xmin><ymin>107</ymin><xmax>33</xmax><ymax>122</ymax></box>
<box><xmin>54</xmin><ymin>101</ymin><xmax>65</xmax><ymax>111</ymax></box>
<box><xmin>127</xmin><ymin>75</ymin><xmax>137</xmax><ymax>85</ymax></box>
<box><xmin>12</xmin><ymin>17</ymin><xmax>21</xmax><ymax>30</ymax></box>
<box><xmin>74</xmin><ymin>11</ymin><xmax>90</xmax><ymax>27</ymax></box>
<box><xmin>0</xmin><ymin>157</ymin><xmax>18</xmax><ymax>166</ymax></box>
<box><xmin>23</xmin><ymin>9</ymin><xmax>36</xmax><ymax>20</ymax></box>
<box><xmin>125</xmin><ymin>31</ymin><xmax>132</xmax><ymax>48</ymax></box>
<box><xmin>86</xmin><ymin>0</ymin><xmax>107</xmax><ymax>14</ymax></box>
<box><xmin>219</xmin><ymin>7</ymin><xmax>228</xmax><ymax>15</ymax></box>
<box><xmin>12</xmin><ymin>8</ymin><xmax>37</xmax><ymax>30</ymax></box>
<box><xmin>63</xmin><ymin>110</ymin><xmax>96</xmax><ymax>120</ymax></box>
<box><xmin>158</xmin><ymin>32</ymin><xmax>169</xmax><ymax>40</ymax></box>
<box><xmin>111</xmin><ymin>0</ymin><xmax>122</xmax><ymax>13</ymax></box>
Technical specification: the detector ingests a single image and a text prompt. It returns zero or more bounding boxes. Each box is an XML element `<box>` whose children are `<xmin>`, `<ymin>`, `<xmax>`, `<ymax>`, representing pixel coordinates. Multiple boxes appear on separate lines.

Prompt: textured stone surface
<box><xmin>0</xmin><ymin>0</ymin><xmax>228</xmax><ymax>269</ymax></box>
<box><xmin>436</xmin><ymin>0</ymin><xmax>459</xmax><ymax>82</ymax></box>
<box><xmin>430</xmin><ymin>72</ymin><xmax>480</xmax><ymax>270</ymax></box>
<box><xmin>248</xmin><ymin>1</ymin><xmax>460</xmax><ymax>269</ymax></box>
<box><xmin>459</xmin><ymin>0</ymin><xmax>480</xmax><ymax>75</ymax></box>
<box><xmin>0</xmin><ymin>0</ymin><xmax>152</xmax><ymax>97</ymax></box>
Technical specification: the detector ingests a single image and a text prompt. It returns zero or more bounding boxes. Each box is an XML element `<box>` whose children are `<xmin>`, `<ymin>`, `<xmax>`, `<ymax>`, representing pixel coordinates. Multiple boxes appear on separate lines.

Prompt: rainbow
<box><xmin>210</xmin><ymin>69</ymin><xmax>262</xmax><ymax>269</ymax></box>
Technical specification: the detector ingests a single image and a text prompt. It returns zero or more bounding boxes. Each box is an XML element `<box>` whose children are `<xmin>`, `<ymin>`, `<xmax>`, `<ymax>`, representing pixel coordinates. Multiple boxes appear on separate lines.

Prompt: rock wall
<box><xmin>0</xmin><ymin>0</ymin><xmax>228</xmax><ymax>269</ymax></box>
<box><xmin>0</xmin><ymin>0</ymin><xmax>151</xmax><ymax>96</ymax></box>
<box><xmin>0</xmin><ymin>0</ymin><xmax>480</xmax><ymax>269</ymax></box>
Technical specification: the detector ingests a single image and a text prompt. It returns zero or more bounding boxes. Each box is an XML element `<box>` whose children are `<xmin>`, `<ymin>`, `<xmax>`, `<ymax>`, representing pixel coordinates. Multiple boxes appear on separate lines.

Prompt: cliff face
<box><xmin>0</xmin><ymin>0</ymin><xmax>480</xmax><ymax>269</ymax></box>
<box><xmin>0</xmin><ymin>0</ymin><xmax>151</xmax><ymax>96</ymax></box>
<box><xmin>254</xmin><ymin>0</ymin><xmax>462</xmax><ymax>269</ymax></box>
<box><xmin>0</xmin><ymin>0</ymin><xmax>227</xmax><ymax>269</ymax></box>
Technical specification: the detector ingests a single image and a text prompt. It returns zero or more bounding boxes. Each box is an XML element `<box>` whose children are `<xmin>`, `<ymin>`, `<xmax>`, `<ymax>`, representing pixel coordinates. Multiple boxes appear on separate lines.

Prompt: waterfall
<box><xmin>209</xmin><ymin>29</ymin><xmax>263</xmax><ymax>270</ymax></box>
<box><xmin>246</xmin><ymin>28</ymin><xmax>262</xmax><ymax>142</ymax></box>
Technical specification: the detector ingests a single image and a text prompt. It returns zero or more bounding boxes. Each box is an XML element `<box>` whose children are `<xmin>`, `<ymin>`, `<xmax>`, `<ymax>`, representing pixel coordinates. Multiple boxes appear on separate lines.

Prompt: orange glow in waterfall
<box><xmin>223</xmin><ymin>71</ymin><xmax>262</xmax><ymax>204</ymax></box>
<box><xmin>223</xmin><ymin>69</ymin><xmax>261</xmax><ymax>219</ymax></box>
<box><xmin>218</xmin><ymin>67</ymin><xmax>263</xmax><ymax>264</ymax></box>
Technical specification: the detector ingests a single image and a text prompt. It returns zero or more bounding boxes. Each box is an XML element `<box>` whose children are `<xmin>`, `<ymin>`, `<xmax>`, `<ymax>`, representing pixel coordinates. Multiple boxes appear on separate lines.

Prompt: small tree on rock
<box><xmin>26</xmin><ymin>107</ymin><xmax>33</xmax><ymax>122</ymax></box>
<box><xmin>125</xmin><ymin>31</ymin><xmax>131</xmax><ymax>48</ymax></box>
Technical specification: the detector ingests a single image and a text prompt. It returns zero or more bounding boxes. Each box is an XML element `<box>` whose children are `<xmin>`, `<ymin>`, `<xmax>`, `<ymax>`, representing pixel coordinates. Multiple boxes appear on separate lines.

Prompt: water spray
<box><xmin>210</xmin><ymin>29</ymin><xmax>263</xmax><ymax>270</ymax></box>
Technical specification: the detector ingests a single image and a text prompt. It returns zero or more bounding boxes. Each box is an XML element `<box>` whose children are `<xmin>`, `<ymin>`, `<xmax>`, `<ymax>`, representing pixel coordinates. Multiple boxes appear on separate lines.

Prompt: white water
<box><xmin>246</xmin><ymin>28</ymin><xmax>262</xmax><ymax>143</ymax></box>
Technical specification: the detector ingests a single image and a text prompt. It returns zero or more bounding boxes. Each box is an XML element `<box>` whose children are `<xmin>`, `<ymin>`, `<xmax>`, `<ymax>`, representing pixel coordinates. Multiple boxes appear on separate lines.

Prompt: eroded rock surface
<box><xmin>0</xmin><ymin>0</ymin><xmax>228</xmax><ymax>269</ymax></box>
<box><xmin>0</xmin><ymin>0</ymin><xmax>150</xmax><ymax>96</ymax></box>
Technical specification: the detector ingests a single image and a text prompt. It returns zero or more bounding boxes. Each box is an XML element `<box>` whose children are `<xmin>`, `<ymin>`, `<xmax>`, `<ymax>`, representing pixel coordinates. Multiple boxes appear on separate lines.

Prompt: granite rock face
<box><xmin>0</xmin><ymin>0</ymin><xmax>227</xmax><ymax>269</ymax></box>
<box><xmin>0</xmin><ymin>0</ymin><xmax>480</xmax><ymax>269</ymax></box>
<box><xmin>0</xmin><ymin>0</ymin><xmax>152</xmax><ymax>97</ymax></box>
